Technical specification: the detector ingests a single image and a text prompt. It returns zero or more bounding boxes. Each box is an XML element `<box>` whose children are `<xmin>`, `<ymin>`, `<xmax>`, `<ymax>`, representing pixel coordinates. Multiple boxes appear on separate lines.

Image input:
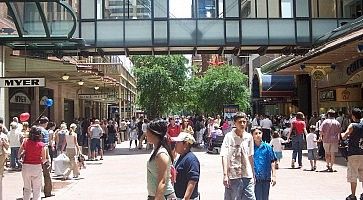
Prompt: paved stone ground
<box><xmin>3</xmin><ymin>141</ymin><xmax>361</xmax><ymax>200</ymax></box>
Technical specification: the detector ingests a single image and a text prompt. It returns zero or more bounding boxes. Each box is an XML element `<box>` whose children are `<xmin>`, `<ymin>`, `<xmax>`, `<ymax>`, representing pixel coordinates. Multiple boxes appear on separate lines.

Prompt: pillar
<box><xmin>123</xmin><ymin>88</ymin><xmax>126</xmax><ymax>119</ymax></box>
<box><xmin>0</xmin><ymin>46</ymin><xmax>8</xmax><ymax>126</ymax></box>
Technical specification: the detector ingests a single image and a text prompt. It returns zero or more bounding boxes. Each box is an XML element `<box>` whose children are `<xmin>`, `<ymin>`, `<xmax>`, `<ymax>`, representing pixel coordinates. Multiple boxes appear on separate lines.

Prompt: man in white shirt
<box><xmin>260</xmin><ymin>115</ymin><xmax>273</xmax><ymax>143</ymax></box>
<box><xmin>8</xmin><ymin>122</ymin><xmax>23</xmax><ymax>170</ymax></box>
<box><xmin>221</xmin><ymin>112</ymin><xmax>255</xmax><ymax>200</ymax></box>
<box><xmin>251</xmin><ymin>114</ymin><xmax>260</xmax><ymax>127</ymax></box>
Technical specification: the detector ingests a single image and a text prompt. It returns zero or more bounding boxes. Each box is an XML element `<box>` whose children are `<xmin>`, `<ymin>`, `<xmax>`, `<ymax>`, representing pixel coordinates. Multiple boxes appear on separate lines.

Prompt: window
<box><xmin>338</xmin><ymin>0</ymin><xmax>362</xmax><ymax>18</ymax></box>
<box><xmin>312</xmin><ymin>0</ymin><xmax>337</xmax><ymax>18</ymax></box>
<box><xmin>256</xmin><ymin>0</ymin><xmax>267</xmax><ymax>18</ymax></box>
<box><xmin>281</xmin><ymin>0</ymin><xmax>293</xmax><ymax>18</ymax></box>
<box><xmin>296</xmin><ymin>0</ymin><xmax>309</xmax><ymax>17</ymax></box>
<box><xmin>319</xmin><ymin>0</ymin><xmax>337</xmax><ymax>18</ymax></box>
<box><xmin>268</xmin><ymin>0</ymin><xmax>280</xmax><ymax>18</ymax></box>
<box><xmin>241</xmin><ymin>0</ymin><xmax>256</xmax><ymax>18</ymax></box>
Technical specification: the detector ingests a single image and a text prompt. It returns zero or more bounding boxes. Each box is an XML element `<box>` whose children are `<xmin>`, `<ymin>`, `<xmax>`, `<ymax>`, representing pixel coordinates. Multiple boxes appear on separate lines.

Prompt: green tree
<box><xmin>131</xmin><ymin>55</ymin><xmax>188</xmax><ymax>119</ymax></box>
<box><xmin>194</xmin><ymin>65</ymin><xmax>250</xmax><ymax>115</ymax></box>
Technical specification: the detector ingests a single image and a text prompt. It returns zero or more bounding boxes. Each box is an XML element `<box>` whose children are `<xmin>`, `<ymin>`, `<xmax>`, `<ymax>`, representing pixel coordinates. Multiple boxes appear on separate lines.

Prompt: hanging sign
<box><xmin>78</xmin><ymin>94</ymin><xmax>108</xmax><ymax>100</ymax></box>
<box><xmin>10</xmin><ymin>92</ymin><xmax>31</xmax><ymax>104</ymax></box>
<box><xmin>0</xmin><ymin>77</ymin><xmax>45</xmax><ymax>88</ymax></box>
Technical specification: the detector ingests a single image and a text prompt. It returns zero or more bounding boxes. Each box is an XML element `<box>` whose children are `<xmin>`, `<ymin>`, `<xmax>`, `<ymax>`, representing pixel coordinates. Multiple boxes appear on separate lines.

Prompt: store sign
<box><xmin>78</xmin><ymin>94</ymin><xmax>108</xmax><ymax>100</ymax></box>
<box><xmin>319</xmin><ymin>90</ymin><xmax>336</xmax><ymax>102</ymax></box>
<box><xmin>10</xmin><ymin>92</ymin><xmax>31</xmax><ymax>104</ymax></box>
<box><xmin>346</xmin><ymin>59</ymin><xmax>363</xmax><ymax>76</ymax></box>
<box><xmin>0</xmin><ymin>77</ymin><xmax>45</xmax><ymax>88</ymax></box>
<box><xmin>336</xmin><ymin>87</ymin><xmax>361</xmax><ymax>102</ymax></box>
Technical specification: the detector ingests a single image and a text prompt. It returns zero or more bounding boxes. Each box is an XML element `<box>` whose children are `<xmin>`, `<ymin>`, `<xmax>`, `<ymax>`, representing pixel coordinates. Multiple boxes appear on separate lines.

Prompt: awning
<box><xmin>0</xmin><ymin>0</ymin><xmax>83</xmax><ymax>50</ymax></box>
<box><xmin>261</xmin><ymin>16</ymin><xmax>363</xmax><ymax>74</ymax></box>
<box><xmin>252</xmin><ymin>68</ymin><xmax>295</xmax><ymax>98</ymax></box>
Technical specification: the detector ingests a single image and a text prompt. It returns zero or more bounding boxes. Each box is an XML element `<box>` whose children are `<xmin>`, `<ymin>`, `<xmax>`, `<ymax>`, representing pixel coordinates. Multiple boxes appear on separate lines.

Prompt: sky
<box><xmin>169</xmin><ymin>0</ymin><xmax>192</xmax><ymax>18</ymax></box>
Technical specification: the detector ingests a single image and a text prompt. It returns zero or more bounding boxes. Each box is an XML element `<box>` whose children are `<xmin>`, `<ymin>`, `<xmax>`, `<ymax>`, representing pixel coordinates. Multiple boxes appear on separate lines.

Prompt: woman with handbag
<box><xmin>18</xmin><ymin>126</ymin><xmax>48</xmax><ymax>200</ymax></box>
<box><xmin>287</xmin><ymin>112</ymin><xmax>307</xmax><ymax>168</ymax></box>
<box><xmin>63</xmin><ymin>123</ymin><xmax>80</xmax><ymax>180</ymax></box>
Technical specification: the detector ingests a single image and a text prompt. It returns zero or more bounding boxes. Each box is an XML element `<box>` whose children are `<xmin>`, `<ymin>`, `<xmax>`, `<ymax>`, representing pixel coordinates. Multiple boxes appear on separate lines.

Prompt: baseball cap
<box><xmin>170</xmin><ymin>132</ymin><xmax>196</xmax><ymax>144</ymax></box>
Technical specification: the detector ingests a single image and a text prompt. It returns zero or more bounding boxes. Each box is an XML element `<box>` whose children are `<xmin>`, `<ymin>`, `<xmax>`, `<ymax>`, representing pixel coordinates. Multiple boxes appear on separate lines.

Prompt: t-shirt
<box><xmin>57</xmin><ymin>129</ymin><xmax>68</xmax><ymax>150</ymax></box>
<box><xmin>254</xmin><ymin>142</ymin><xmax>276</xmax><ymax>181</ymax></box>
<box><xmin>23</xmin><ymin>139</ymin><xmax>45</xmax><ymax>165</ymax></box>
<box><xmin>292</xmin><ymin>120</ymin><xmax>305</xmax><ymax>135</ymax></box>
<box><xmin>8</xmin><ymin>129</ymin><xmax>23</xmax><ymax>147</ymax></box>
<box><xmin>306</xmin><ymin>133</ymin><xmax>318</xmax><ymax>149</ymax></box>
<box><xmin>167</xmin><ymin>124</ymin><xmax>180</xmax><ymax>137</ymax></box>
<box><xmin>0</xmin><ymin>133</ymin><xmax>9</xmax><ymax>155</ymax></box>
<box><xmin>147</xmin><ymin>147</ymin><xmax>174</xmax><ymax>196</ymax></box>
<box><xmin>65</xmin><ymin>132</ymin><xmax>77</xmax><ymax>149</ymax></box>
<box><xmin>260</xmin><ymin>118</ymin><xmax>273</xmax><ymax>129</ymax></box>
<box><xmin>90</xmin><ymin>125</ymin><xmax>103</xmax><ymax>139</ymax></box>
<box><xmin>269</xmin><ymin>138</ymin><xmax>285</xmax><ymax>152</ymax></box>
<box><xmin>220</xmin><ymin>129</ymin><xmax>254</xmax><ymax>179</ymax></box>
<box><xmin>39</xmin><ymin>126</ymin><xmax>49</xmax><ymax>145</ymax></box>
<box><xmin>347</xmin><ymin>122</ymin><xmax>363</xmax><ymax>156</ymax></box>
<box><xmin>320</xmin><ymin>118</ymin><xmax>341</xmax><ymax>143</ymax></box>
<box><xmin>142</xmin><ymin>123</ymin><xmax>148</xmax><ymax>133</ymax></box>
<box><xmin>120</xmin><ymin>121</ymin><xmax>127</xmax><ymax>131</ymax></box>
<box><xmin>174</xmin><ymin>151</ymin><xmax>200</xmax><ymax>199</ymax></box>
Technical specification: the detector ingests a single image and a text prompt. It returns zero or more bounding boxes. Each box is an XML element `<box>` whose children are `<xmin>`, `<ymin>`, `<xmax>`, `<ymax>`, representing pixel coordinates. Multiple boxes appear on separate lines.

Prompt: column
<box><xmin>34</xmin><ymin>87</ymin><xmax>40</xmax><ymax>118</ymax></box>
<box><xmin>0</xmin><ymin>46</ymin><xmax>6</xmax><ymax>125</ymax></box>
<box><xmin>122</xmin><ymin>88</ymin><xmax>127</xmax><ymax>119</ymax></box>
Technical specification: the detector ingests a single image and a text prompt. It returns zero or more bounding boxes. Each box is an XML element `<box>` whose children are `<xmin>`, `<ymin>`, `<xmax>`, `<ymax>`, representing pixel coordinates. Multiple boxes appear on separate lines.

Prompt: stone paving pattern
<box><xmin>3</xmin><ymin>141</ymin><xmax>361</xmax><ymax>200</ymax></box>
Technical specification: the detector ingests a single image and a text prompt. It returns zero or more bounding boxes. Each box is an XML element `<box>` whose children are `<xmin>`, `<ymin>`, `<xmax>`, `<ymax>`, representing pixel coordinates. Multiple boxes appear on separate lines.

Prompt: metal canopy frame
<box><xmin>0</xmin><ymin>0</ymin><xmax>79</xmax><ymax>46</ymax></box>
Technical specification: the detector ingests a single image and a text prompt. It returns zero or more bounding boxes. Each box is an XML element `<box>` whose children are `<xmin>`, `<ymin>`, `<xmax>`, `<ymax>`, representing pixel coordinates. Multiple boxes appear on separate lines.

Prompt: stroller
<box><xmin>207</xmin><ymin>127</ymin><xmax>225</xmax><ymax>154</ymax></box>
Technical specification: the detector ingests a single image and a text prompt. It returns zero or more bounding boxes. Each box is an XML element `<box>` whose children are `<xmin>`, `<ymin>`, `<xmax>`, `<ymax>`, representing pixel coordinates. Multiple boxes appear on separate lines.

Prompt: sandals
<box><xmin>346</xmin><ymin>195</ymin><xmax>357</xmax><ymax>200</ymax></box>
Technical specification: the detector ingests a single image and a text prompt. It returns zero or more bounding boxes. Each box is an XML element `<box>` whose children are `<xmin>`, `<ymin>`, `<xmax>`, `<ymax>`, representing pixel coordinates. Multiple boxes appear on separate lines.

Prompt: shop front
<box><xmin>252</xmin><ymin>68</ymin><xmax>298</xmax><ymax>116</ymax></box>
<box><xmin>319</xmin><ymin>85</ymin><xmax>363</xmax><ymax>114</ymax></box>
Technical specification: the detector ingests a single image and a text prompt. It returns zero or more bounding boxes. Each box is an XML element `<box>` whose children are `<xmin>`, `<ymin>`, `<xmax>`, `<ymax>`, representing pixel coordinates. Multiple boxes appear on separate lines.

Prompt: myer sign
<box><xmin>0</xmin><ymin>77</ymin><xmax>45</xmax><ymax>88</ymax></box>
<box><xmin>79</xmin><ymin>94</ymin><xmax>108</xmax><ymax>100</ymax></box>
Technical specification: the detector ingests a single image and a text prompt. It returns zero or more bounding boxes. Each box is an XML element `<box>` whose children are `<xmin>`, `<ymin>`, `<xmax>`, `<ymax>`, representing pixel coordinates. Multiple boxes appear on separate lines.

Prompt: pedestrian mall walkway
<box><xmin>3</xmin><ymin>141</ymin><xmax>360</xmax><ymax>200</ymax></box>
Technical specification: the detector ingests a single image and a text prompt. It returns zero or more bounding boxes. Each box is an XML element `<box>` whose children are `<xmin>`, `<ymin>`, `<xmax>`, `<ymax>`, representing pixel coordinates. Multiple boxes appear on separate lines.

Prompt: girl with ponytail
<box><xmin>146</xmin><ymin>119</ymin><xmax>176</xmax><ymax>200</ymax></box>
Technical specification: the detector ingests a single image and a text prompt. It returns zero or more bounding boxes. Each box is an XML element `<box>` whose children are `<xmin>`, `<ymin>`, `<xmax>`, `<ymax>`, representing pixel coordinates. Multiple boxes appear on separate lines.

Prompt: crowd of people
<box><xmin>1</xmin><ymin>107</ymin><xmax>363</xmax><ymax>200</ymax></box>
<box><xmin>0</xmin><ymin>116</ymin><xmax>122</xmax><ymax>200</ymax></box>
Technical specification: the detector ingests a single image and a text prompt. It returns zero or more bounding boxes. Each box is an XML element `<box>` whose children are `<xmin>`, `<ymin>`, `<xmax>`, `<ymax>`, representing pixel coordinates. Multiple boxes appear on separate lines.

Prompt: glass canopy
<box><xmin>0</xmin><ymin>0</ymin><xmax>77</xmax><ymax>40</ymax></box>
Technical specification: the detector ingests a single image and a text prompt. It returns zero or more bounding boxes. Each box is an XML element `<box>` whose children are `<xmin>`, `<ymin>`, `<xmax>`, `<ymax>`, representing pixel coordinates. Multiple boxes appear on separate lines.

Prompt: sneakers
<box><xmin>360</xmin><ymin>193</ymin><xmax>363</xmax><ymax>200</ymax></box>
<box><xmin>346</xmin><ymin>195</ymin><xmax>357</xmax><ymax>200</ymax></box>
<box><xmin>291</xmin><ymin>160</ymin><xmax>295</xmax><ymax>168</ymax></box>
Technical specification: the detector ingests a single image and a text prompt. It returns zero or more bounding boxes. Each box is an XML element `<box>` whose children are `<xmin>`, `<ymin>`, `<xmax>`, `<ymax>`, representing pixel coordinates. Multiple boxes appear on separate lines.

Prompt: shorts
<box><xmin>347</xmin><ymin>155</ymin><xmax>363</xmax><ymax>183</ymax></box>
<box><xmin>323</xmin><ymin>143</ymin><xmax>339</xmax><ymax>153</ymax></box>
<box><xmin>308</xmin><ymin>148</ymin><xmax>318</xmax><ymax>160</ymax></box>
<box><xmin>91</xmin><ymin>138</ymin><xmax>101</xmax><ymax>152</ymax></box>
<box><xmin>274</xmin><ymin>151</ymin><xmax>282</xmax><ymax>160</ymax></box>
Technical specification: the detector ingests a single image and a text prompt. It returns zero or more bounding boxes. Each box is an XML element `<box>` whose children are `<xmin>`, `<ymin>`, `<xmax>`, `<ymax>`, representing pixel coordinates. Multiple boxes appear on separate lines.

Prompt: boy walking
<box><xmin>252</xmin><ymin>127</ymin><xmax>277</xmax><ymax>200</ymax></box>
<box><xmin>306</xmin><ymin>125</ymin><xmax>318</xmax><ymax>171</ymax></box>
<box><xmin>221</xmin><ymin>112</ymin><xmax>256</xmax><ymax>200</ymax></box>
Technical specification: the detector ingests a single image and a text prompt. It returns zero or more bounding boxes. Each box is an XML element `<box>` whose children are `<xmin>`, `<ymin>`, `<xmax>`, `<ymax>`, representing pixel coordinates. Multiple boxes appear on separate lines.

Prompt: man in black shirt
<box><xmin>341</xmin><ymin>108</ymin><xmax>363</xmax><ymax>200</ymax></box>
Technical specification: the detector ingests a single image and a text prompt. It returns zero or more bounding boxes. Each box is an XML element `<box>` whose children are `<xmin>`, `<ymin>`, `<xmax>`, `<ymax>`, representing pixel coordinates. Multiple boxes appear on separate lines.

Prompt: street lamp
<box><xmin>77</xmin><ymin>80</ymin><xmax>84</xmax><ymax>86</ymax></box>
<box><xmin>62</xmin><ymin>74</ymin><xmax>69</xmax><ymax>80</ymax></box>
<box><xmin>94</xmin><ymin>86</ymin><xmax>100</xmax><ymax>90</ymax></box>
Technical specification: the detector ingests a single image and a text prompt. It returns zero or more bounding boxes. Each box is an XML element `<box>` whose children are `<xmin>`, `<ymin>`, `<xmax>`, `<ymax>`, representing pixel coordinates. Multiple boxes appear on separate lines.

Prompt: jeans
<box><xmin>10</xmin><ymin>147</ymin><xmax>21</xmax><ymax>168</ymax></box>
<box><xmin>255</xmin><ymin>180</ymin><xmax>271</xmax><ymax>200</ymax></box>
<box><xmin>42</xmin><ymin>162</ymin><xmax>52</xmax><ymax>197</ymax></box>
<box><xmin>292</xmin><ymin>134</ymin><xmax>304</xmax><ymax>166</ymax></box>
<box><xmin>224</xmin><ymin>178</ymin><xmax>256</xmax><ymax>200</ymax></box>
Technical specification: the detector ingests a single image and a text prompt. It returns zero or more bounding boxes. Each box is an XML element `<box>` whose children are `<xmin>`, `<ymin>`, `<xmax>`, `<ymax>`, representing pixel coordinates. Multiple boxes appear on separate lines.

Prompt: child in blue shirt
<box><xmin>252</xmin><ymin>126</ymin><xmax>277</xmax><ymax>200</ymax></box>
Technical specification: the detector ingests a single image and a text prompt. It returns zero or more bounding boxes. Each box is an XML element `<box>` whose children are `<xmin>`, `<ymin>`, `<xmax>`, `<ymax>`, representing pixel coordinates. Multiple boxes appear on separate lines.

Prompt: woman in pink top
<box><xmin>18</xmin><ymin>126</ymin><xmax>47</xmax><ymax>200</ymax></box>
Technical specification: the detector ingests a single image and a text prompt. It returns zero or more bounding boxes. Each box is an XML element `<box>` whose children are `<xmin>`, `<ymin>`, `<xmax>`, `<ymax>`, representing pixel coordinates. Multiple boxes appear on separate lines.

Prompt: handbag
<box><xmin>338</xmin><ymin>139</ymin><xmax>349</xmax><ymax>160</ymax></box>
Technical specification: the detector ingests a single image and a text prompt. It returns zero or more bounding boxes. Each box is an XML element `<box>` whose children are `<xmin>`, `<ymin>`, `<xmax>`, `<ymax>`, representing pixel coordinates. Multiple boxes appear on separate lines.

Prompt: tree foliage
<box><xmin>131</xmin><ymin>55</ymin><xmax>188</xmax><ymax>118</ymax></box>
<box><xmin>187</xmin><ymin>65</ymin><xmax>250</xmax><ymax>115</ymax></box>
